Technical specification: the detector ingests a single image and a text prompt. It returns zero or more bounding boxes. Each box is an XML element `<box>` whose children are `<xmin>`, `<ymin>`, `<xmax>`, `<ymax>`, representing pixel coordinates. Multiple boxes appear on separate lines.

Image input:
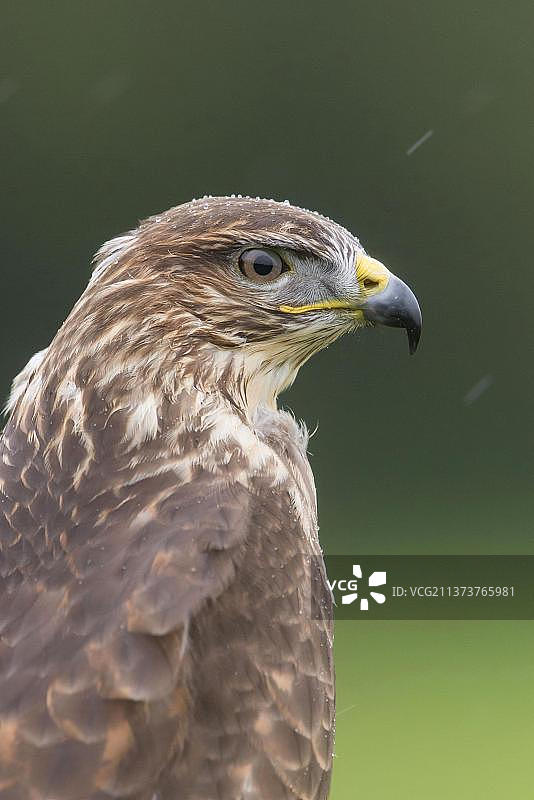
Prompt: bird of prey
<box><xmin>0</xmin><ymin>197</ymin><xmax>421</xmax><ymax>800</ymax></box>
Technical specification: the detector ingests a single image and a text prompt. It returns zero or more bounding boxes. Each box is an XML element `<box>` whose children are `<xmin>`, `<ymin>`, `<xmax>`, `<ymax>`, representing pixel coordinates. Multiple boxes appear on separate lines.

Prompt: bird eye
<box><xmin>239</xmin><ymin>249</ymin><xmax>286</xmax><ymax>283</ymax></box>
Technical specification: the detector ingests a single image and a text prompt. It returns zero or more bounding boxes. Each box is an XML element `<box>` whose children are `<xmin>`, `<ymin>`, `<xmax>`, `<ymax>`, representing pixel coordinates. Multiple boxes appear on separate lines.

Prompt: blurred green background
<box><xmin>2</xmin><ymin>1</ymin><xmax>533</xmax><ymax>797</ymax></box>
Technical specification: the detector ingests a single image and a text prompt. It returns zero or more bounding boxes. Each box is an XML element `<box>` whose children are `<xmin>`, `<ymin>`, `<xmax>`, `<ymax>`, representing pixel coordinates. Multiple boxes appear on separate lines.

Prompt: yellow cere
<box><xmin>355</xmin><ymin>254</ymin><xmax>390</xmax><ymax>296</ymax></box>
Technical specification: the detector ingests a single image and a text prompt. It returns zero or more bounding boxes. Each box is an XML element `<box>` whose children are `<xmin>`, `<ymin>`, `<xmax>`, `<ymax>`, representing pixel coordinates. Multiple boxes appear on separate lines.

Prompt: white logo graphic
<box><xmin>338</xmin><ymin>564</ymin><xmax>387</xmax><ymax>611</ymax></box>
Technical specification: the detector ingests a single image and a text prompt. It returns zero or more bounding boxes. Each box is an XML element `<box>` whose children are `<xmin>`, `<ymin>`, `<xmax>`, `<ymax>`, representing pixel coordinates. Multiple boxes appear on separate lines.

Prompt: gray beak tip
<box><xmin>362</xmin><ymin>273</ymin><xmax>422</xmax><ymax>355</ymax></box>
<box><xmin>407</xmin><ymin>325</ymin><xmax>421</xmax><ymax>355</ymax></box>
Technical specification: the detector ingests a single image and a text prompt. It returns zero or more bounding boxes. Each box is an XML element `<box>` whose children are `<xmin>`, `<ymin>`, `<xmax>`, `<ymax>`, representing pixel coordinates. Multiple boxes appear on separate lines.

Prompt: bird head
<box><xmin>45</xmin><ymin>196</ymin><xmax>421</xmax><ymax>415</ymax></box>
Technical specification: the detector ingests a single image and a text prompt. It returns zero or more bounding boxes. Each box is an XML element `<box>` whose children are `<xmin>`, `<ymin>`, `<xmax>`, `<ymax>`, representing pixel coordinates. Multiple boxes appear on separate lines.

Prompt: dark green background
<box><xmin>2</xmin><ymin>2</ymin><xmax>533</xmax><ymax>797</ymax></box>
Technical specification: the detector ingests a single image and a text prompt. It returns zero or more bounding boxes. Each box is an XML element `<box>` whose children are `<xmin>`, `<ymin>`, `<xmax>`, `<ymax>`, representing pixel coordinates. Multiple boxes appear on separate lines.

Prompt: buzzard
<box><xmin>0</xmin><ymin>197</ymin><xmax>421</xmax><ymax>800</ymax></box>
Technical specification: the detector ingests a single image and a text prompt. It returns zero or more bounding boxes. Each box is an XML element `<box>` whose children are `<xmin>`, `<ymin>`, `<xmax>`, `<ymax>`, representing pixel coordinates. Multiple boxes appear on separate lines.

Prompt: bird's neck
<box><xmin>6</xmin><ymin>344</ymin><xmax>316</xmax><ymax>544</ymax></box>
<box><xmin>7</xmin><ymin>341</ymin><xmax>296</xmax><ymax>450</ymax></box>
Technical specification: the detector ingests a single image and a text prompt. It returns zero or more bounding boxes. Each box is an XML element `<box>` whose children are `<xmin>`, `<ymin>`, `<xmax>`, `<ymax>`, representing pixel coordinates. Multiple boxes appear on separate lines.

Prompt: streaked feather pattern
<box><xmin>0</xmin><ymin>197</ymin><xmax>357</xmax><ymax>799</ymax></box>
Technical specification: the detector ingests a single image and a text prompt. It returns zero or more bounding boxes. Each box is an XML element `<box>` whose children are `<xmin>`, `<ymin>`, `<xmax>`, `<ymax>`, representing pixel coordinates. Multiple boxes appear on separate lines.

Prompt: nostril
<box><xmin>363</xmin><ymin>278</ymin><xmax>380</xmax><ymax>290</ymax></box>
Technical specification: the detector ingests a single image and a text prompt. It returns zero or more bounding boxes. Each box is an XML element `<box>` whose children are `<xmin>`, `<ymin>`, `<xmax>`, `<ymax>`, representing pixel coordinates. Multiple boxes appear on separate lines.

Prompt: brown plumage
<box><xmin>0</xmin><ymin>197</ymin><xmax>420</xmax><ymax>799</ymax></box>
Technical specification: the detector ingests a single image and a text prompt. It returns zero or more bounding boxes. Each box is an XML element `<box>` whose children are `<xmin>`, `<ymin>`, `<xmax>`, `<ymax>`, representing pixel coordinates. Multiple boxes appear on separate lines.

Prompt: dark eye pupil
<box><xmin>239</xmin><ymin>248</ymin><xmax>284</xmax><ymax>282</ymax></box>
<box><xmin>252</xmin><ymin>254</ymin><xmax>276</xmax><ymax>275</ymax></box>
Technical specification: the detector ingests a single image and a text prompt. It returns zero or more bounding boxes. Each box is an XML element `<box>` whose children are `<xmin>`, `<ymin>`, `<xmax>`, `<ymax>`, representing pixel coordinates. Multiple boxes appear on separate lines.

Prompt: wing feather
<box><xmin>1</xmin><ymin>405</ymin><xmax>334</xmax><ymax>799</ymax></box>
<box><xmin>0</xmin><ymin>419</ymin><xmax>254</xmax><ymax>798</ymax></box>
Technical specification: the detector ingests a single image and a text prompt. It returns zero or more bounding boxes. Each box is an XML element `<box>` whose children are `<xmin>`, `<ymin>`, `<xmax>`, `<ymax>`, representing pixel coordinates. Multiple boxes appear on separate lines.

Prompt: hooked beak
<box><xmin>278</xmin><ymin>253</ymin><xmax>422</xmax><ymax>354</ymax></box>
<box><xmin>356</xmin><ymin>255</ymin><xmax>422</xmax><ymax>354</ymax></box>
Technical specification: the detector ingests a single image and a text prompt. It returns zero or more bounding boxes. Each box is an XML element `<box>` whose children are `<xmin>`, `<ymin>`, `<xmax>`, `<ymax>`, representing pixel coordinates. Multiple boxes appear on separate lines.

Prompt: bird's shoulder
<box><xmin>0</xmin><ymin>384</ymin><xmax>329</xmax><ymax>798</ymax></box>
<box><xmin>0</xmin><ymin>391</ymin><xmax>246</xmax><ymax>796</ymax></box>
